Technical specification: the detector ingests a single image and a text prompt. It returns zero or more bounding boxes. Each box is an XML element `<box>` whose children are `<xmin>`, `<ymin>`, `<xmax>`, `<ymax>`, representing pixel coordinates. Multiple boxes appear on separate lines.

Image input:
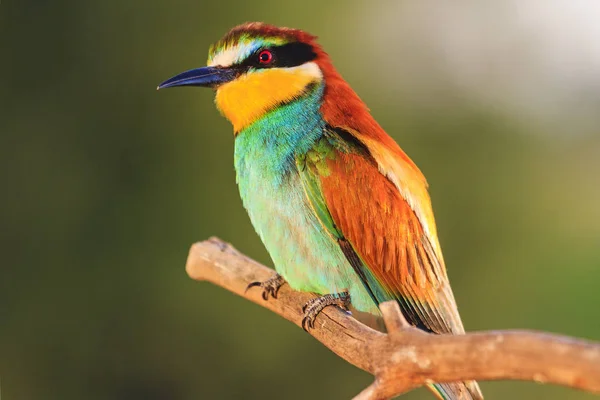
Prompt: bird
<box><xmin>158</xmin><ymin>22</ymin><xmax>483</xmax><ymax>400</ymax></box>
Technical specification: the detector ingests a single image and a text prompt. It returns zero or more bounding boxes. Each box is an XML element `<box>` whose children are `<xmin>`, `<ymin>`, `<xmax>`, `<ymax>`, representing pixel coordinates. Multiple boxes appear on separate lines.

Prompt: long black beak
<box><xmin>157</xmin><ymin>66</ymin><xmax>237</xmax><ymax>90</ymax></box>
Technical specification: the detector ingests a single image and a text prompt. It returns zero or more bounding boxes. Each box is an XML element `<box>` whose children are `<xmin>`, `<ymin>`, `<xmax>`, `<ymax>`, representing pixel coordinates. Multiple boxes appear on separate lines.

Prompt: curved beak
<box><xmin>157</xmin><ymin>66</ymin><xmax>237</xmax><ymax>90</ymax></box>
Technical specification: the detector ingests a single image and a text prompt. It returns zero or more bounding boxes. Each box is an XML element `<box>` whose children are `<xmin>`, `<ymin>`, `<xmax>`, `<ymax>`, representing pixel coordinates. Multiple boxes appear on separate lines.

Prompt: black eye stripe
<box><xmin>239</xmin><ymin>42</ymin><xmax>317</xmax><ymax>69</ymax></box>
<box><xmin>269</xmin><ymin>42</ymin><xmax>317</xmax><ymax>67</ymax></box>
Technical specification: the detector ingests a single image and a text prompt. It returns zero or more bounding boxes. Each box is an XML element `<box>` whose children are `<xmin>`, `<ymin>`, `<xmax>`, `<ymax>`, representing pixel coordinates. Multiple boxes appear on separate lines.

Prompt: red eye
<box><xmin>258</xmin><ymin>50</ymin><xmax>273</xmax><ymax>64</ymax></box>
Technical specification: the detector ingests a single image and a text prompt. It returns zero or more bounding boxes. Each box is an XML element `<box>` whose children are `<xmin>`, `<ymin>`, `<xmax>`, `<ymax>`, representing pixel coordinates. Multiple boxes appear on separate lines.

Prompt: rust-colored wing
<box><xmin>314</xmin><ymin>127</ymin><xmax>465</xmax><ymax>335</ymax></box>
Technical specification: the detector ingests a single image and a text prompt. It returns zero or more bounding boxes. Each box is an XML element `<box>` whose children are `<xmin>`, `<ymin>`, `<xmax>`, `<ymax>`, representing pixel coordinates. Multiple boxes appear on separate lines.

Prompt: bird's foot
<box><xmin>301</xmin><ymin>291</ymin><xmax>350</xmax><ymax>331</ymax></box>
<box><xmin>246</xmin><ymin>273</ymin><xmax>286</xmax><ymax>301</ymax></box>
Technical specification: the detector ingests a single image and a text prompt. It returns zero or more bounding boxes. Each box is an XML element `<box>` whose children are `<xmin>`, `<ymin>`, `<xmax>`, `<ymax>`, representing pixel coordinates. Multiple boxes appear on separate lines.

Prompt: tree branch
<box><xmin>185</xmin><ymin>237</ymin><xmax>600</xmax><ymax>399</ymax></box>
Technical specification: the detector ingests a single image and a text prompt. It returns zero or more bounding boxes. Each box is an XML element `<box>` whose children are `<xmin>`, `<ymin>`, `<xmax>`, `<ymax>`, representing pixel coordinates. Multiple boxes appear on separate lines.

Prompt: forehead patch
<box><xmin>208</xmin><ymin>36</ymin><xmax>286</xmax><ymax>67</ymax></box>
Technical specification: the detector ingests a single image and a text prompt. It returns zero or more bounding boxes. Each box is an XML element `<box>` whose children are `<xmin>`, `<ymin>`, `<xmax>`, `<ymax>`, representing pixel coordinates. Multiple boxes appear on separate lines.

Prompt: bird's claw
<box><xmin>301</xmin><ymin>292</ymin><xmax>350</xmax><ymax>332</ymax></box>
<box><xmin>245</xmin><ymin>273</ymin><xmax>286</xmax><ymax>300</ymax></box>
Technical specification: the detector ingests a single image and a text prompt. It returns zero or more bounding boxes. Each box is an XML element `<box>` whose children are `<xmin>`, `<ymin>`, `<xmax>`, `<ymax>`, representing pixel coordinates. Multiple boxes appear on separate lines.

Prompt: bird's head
<box><xmin>158</xmin><ymin>22</ymin><xmax>329</xmax><ymax>133</ymax></box>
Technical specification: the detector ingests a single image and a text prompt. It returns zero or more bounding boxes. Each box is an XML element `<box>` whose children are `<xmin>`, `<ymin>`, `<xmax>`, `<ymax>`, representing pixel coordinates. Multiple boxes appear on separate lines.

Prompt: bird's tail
<box><xmin>427</xmin><ymin>380</ymin><xmax>483</xmax><ymax>400</ymax></box>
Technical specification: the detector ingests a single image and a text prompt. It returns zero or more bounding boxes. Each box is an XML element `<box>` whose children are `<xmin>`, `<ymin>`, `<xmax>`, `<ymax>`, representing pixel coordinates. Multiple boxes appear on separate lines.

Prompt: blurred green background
<box><xmin>2</xmin><ymin>1</ymin><xmax>599</xmax><ymax>399</ymax></box>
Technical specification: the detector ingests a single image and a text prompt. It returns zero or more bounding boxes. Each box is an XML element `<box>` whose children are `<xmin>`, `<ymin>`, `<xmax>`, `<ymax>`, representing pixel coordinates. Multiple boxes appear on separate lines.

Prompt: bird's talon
<box><xmin>301</xmin><ymin>292</ymin><xmax>350</xmax><ymax>332</ymax></box>
<box><xmin>244</xmin><ymin>281</ymin><xmax>261</xmax><ymax>292</ymax></box>
<box><xmin>245</xmin><ymin>273</ymin><xmax>286</xmax><ymax>301</ymax></box>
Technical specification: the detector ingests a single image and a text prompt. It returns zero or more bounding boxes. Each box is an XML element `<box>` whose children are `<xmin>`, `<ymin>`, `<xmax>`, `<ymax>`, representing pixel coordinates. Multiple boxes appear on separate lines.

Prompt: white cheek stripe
<box><xmin>289</xmin><ymin>61</ymin><xmax>323</xmax><ymax>80</ymax></box>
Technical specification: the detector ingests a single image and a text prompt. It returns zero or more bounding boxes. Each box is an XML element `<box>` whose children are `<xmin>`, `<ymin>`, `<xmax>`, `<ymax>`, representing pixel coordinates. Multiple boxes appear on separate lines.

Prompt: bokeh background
<box><xmin>2</xmin><ymin>1</ymin><xmax>600</xmax><ymax>399</ymax></box>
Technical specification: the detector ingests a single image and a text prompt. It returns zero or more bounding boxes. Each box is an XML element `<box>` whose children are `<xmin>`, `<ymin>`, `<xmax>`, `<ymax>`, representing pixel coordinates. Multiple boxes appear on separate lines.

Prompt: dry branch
<box><xmin>185</xmin><ymin>237</ymin><xmax>600</xmax><ymax>399</ymax></box>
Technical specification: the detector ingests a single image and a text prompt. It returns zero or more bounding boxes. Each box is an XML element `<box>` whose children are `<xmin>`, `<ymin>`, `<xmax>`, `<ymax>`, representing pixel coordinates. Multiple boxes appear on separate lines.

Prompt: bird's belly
<box><xmin>236</xmin><ymin>169</ymin><xmax>375</xmax><ymax>313</ymax></box>
<box><xmin>239</xmin><ymin>171</ymin><xmax>344</xmax><ymax>292</ymax></box>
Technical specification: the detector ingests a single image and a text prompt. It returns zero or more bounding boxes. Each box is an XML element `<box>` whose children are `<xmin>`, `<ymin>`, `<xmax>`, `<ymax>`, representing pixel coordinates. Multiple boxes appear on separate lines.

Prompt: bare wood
<box><xmin>186</xmin><ymin>237</ymin><xmax>600</xmax><ymax>399</ymax></box>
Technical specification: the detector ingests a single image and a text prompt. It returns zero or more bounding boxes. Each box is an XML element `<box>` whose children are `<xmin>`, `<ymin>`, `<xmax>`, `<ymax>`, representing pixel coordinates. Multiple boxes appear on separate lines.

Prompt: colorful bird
<box><xmin>159</xmin><ymin>23</ymin><xmax>483</xmax><ymax>400</ymax></box>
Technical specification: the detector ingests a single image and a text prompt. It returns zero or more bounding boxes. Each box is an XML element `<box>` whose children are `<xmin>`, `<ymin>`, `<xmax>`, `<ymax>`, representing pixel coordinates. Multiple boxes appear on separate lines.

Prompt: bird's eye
<box><xmin>258</xmin><ymin>50</ymin><xmax>273</xmax><ymax>64</ymax></box>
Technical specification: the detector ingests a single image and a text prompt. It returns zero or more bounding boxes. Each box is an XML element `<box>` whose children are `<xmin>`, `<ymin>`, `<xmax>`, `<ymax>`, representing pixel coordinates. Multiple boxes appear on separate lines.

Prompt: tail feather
<box><xmin>427</xmin><ymin>381</ymin><xmax>483</xmax><ymax>400</ymax></box>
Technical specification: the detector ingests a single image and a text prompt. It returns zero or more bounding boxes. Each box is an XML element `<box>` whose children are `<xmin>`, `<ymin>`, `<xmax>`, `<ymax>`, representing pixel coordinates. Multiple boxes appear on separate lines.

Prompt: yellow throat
<box><xmin>214</xmin><ymin>62</ymin><xmax>322</xmax><ymax>133</ymax></box>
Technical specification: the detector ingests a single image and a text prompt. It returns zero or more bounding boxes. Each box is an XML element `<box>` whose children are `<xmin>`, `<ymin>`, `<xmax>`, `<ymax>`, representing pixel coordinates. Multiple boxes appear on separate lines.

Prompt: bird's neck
<box><xmin>234</xmin><ymin>82</ymin><xmax>326</xmax><ymax>177</ymax></box>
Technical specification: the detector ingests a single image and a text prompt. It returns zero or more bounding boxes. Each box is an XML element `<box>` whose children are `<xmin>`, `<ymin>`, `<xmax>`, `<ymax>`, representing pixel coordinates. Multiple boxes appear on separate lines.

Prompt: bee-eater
<box><xmin>159</xmin><ymin>22</ymin><xmax>483</xmax><ymax>400</ymax></box>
